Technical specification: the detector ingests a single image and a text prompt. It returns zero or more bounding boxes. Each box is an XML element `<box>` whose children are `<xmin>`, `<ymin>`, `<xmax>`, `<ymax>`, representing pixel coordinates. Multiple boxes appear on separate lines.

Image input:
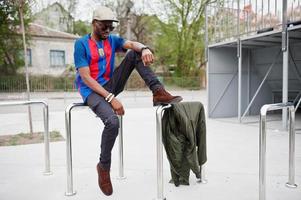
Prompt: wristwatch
<box><xmin>141</xmin><ymin>46</ymin><xmax>150</xmax><ymax>52</ymax></box>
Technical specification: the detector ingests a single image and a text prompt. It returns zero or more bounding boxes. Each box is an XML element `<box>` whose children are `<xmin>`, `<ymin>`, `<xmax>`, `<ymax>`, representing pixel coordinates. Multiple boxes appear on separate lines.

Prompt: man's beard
<box><xmin>95</xmin><ymin>31</ymin><xmax>108</xmax><ymax>40</ymax></box>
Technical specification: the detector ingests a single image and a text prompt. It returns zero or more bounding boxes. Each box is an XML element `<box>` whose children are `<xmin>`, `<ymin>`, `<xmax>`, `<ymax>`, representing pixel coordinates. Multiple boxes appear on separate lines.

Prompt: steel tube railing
<box><xmin>117</xmin><ymin>115</ymin><xmax>126</xmax><ymax>180</ymax></box>
<box><xmin>64</xmin><ymin>103</ymin><xmax>125</xmax><ymax>196</ymax></box>
<box><xmin>0</xmin><ymin>100</ymin><xmax>52</xmax><ymax>175</ymax></box>
<box><xmin>156</xmin><ymin>104</ymin><xmax>207</xmax><ymax>198</ymax></box>
<box><xmin>197</xmin><ymin>165</ymin><xmax>208</xmax><ymax>184</ymax></box>
<box><xmin>207</xmin><ymin>0</ymin><xmax>301</xmax><ymax>44</ymax></box>
<box><xmin>65</xmin><ymin>103</ymin><xmax>206</xmax><ymax>198</ymax></box>
<box><xmin>259</xmin><ymin>102</ymin><xmax>297</xmax><ymax>200</ymax></box>
<box><xmin>155</xmin><ymin>104</ymin><xmax>171</xmax><ymax>200</ymax></box>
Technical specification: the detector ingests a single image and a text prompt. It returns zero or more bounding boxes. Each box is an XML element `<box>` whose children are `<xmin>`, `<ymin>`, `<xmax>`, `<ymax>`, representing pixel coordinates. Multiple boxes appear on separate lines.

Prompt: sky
<box><xmin>32</xmin><ymin>0</ymin><xmax>161</xmax><ymax>21</ymax></box>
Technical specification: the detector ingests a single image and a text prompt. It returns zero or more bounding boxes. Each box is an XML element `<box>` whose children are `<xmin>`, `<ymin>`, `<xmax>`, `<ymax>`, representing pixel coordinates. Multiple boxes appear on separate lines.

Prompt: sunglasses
<box><xmin>94</xmin><ymin>20</ymin><xmax>115</xmax><ymax>31</ymax></box>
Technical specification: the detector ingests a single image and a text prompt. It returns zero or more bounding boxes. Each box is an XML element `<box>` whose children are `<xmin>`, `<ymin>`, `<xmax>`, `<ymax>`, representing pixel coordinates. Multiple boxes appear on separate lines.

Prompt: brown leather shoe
<box><xmin>96</xmin><ymin>163</ymin><xmax>113</xmax><ymax>196</ymax></box>
<box><xmin>153</xmin><ymin>87</ymin><xmax>183</xmax><ymax>106</ymax></box>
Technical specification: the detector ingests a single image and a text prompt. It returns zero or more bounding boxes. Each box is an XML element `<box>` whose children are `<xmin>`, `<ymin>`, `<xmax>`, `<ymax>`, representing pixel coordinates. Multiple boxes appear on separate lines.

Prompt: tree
<box><xmin>73</xmin><ymin>20</ymin><xmax>90</xmax><ymax>36</ymax></box>
<box><xmin>155</xmin><ymin>0</ymin><xmax>212</xmax><ymax>77</ymax></box>
<box><xmin>0</xmin><ymin>0</ymin><xmax>32</xmax><ymax>75</ymax></box>
<box><xmin>130</xmin><ymin>14</ymin><xmax>156</xmax><ymax>44</ymax></box>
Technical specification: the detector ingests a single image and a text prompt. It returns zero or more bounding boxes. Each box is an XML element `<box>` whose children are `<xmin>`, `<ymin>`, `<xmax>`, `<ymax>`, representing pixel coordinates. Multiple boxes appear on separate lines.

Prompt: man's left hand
<box><xmin>141</xmin><ymin>49</ymin><xmax>154</xmax><ymax>66</ymax></box>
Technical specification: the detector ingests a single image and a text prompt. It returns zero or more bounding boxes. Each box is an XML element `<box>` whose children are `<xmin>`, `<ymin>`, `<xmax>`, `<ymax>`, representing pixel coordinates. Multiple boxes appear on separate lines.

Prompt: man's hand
<box><xmin>141</xmin><ymin>48</ymin><xmax>154</xmax><ymax>66</ymax></box>
<box><xmin>110</xmin><ymin>98</ymin><xmax>125</xmax><ymax>115</ymax></box>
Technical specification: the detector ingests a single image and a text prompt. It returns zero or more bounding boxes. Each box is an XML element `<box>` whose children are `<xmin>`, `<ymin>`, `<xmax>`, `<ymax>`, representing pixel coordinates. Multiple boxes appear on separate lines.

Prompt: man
<box><xmin>74</xmin><ymin>6</ymin><xmax>182</xmax><ymax>196</ymax></box>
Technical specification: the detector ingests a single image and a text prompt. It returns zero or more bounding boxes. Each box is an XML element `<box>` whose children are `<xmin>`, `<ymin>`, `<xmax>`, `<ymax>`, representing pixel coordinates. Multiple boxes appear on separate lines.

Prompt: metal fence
<box><xmin>0</xmin><ymin>76</ymin><xmax>76</xmax><ymax>92</ymax></box>
<box><xmin>0</xmin><ymin>75</ymin><xmax>203</xmax><ymax>93</ymax></box>
<box><xmin>206</xmin><ymin>0</ymin><xmax>301</xmax><ymax>44</ymax></box>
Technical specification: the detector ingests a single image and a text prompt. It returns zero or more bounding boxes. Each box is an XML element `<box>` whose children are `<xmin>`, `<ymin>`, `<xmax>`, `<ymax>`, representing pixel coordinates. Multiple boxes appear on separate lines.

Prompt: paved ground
<box><xmin>0</xmin><ymin>90</ymin><xmax>300</xmax><ymax>200</ymax></box>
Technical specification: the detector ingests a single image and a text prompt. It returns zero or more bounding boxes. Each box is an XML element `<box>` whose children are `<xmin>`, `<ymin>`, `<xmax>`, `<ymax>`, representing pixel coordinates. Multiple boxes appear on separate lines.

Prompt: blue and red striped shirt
<box><xmin>74</xmin><ymin>34</ymin><xmax>125</xmax><ymax>102</ymax></box>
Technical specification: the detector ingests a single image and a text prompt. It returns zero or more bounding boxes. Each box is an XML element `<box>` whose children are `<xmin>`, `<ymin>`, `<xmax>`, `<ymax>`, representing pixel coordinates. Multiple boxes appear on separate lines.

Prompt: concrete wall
<box><xmin>208</xmin><ymin>47</ymin><xmax>238</xmax><ymax>118</ymax></box>
<box><xmin>26</xmin><ymin>37</ymin><xmax>76</xmax><ymax>76</ymax></box>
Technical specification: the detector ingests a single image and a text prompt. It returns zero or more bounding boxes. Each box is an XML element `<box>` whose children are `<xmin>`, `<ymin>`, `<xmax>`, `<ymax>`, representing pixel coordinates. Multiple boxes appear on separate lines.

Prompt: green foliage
<box><xmin>73</xmin><ymin>20</ymin><xmax>90</xmax><ymax>36</ymax></box>
<box><xmin>163</xmin><ymin>76</ymin><xmax>201</xmax><ymax>90</ymax></box>
<box><xmin>0</xmin><ymin>0</ymin><xmax>32</xmax><ymax>75</ymax></box>
<box><xmin>154</xmin><ymin>0</ymin><xmax>210</xmax><ymax>77</ymax></box>
<box><xmin>153</xmin><ymin>19</ymin><xmax>178</xmax><ymax>67</ymax></box>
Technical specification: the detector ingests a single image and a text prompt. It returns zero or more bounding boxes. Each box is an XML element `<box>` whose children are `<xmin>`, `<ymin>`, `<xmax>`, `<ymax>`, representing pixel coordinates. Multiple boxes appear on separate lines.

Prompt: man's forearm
<box><xmin>124</xmin><ymin>41</ymin><xmax>146</xmax><ymax>52</ymax></box>
<box><xmin>82</xmin><ymin>75</ymin><xmax>110</xmax><ymax>98</ymax></box>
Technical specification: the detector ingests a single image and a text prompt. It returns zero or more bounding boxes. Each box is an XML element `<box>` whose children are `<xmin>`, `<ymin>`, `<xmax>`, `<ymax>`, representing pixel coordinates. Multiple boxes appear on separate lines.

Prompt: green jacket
<box><xmin>162</xmin><ymin>102</ymin><xmax>207</xmax><ymax>186</ymax></box>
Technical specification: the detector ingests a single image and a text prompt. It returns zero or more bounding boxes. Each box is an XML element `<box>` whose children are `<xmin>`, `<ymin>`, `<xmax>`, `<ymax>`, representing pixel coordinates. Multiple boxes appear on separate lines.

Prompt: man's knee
<box><xmin>104</xmin><ymin>115</ymin><xmax>120</xmax><ymax>131</ymax></box>
<box><xmin>126</xmin><ymin>50</ymin><xmax>140</xmax><ymax>61</ymax></box>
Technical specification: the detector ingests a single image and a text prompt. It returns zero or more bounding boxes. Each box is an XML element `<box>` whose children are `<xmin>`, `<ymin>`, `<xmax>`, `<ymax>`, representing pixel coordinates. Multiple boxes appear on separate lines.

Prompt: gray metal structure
<box><xmin>259</xmin><ymin>103</ymin><xmax>297</xmax><ymax>200</ymax></box>
<box><xmin>206</xmin><ymin>0</ymin><xmax>301</xmax><ymax>124</ymax></box>
<box><xmin>0</xmin><ymin>100</ymin><xmax>52</xmax><ymax>175</ymax></box>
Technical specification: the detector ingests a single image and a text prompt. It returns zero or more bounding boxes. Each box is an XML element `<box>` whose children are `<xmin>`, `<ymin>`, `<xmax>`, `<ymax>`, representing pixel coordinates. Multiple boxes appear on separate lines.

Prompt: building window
<box><xmin>50</xmin><ymin>50</ymin><xmax>65</xmax><ymax>67</ymax></box>
<box><xmin>59</xmin><ymin>17</ymin><xmax>65</xmax><ymax>24</ymax></box>
<box><xmin>27</xmin><ymin>48</ymin><xmax>32</xmax><ymax>66</ymax></box>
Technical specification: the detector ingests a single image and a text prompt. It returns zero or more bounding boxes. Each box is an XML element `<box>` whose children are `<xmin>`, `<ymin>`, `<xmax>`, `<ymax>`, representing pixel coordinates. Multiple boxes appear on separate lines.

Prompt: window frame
<box><xmin>49</xmin><ymin>50</ymin><xmax>65</xmax><ymax>67</ymax></box>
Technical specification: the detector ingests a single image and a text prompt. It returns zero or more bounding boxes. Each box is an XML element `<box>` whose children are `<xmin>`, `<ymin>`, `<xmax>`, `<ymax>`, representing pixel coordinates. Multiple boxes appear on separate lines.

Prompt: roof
<box><xmin>27</xmin><ymin>23</ymin><xmax>79</xmax><ymax>40</ymax></box>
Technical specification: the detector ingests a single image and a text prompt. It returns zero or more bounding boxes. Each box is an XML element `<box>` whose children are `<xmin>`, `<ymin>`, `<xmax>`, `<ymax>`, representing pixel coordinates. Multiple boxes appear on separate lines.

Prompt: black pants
<box><xmin>86</xmin><ymin>50</ymin><xmax>162</xmax><ymax>170</ymax></box>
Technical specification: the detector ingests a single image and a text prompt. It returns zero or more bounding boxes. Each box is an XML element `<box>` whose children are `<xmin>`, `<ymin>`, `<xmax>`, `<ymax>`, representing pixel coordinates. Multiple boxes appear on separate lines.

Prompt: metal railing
<box><xmin>155</xmin><ymin>105</ymin><xmax>170</xmax><ymax>200</ymax></box>
<box><xmin>155</xmin><ymin>104</ymin><xmax>207</xmax><ymax>199</ymax></box>
<box><xmin>65</xmin><ymin>103</ymin><xmax>206</xmax><ymax>198</ymax></box>
<box><xmin>206</xmin><ymin>0</ymin><xmax>301</xmax><ymax>44</ymax></box>
<box><xmin>259</xmin><ymin>102</ymin><xmax>297</xmax><ymax>200</ymax></box>
<box><xmin>64</xmin><ymin>103</ymin><xmax>125</xmax><ymax>196</ymax></box>
<box><xmin>0</xmin><ymin>76</ymin><xmax>203</xmax><ymax>93</ymax></box>
<box><xmin>0</xmin><ymin>100</ymin><xmax>52</xmax><ymax>175</ymax></box>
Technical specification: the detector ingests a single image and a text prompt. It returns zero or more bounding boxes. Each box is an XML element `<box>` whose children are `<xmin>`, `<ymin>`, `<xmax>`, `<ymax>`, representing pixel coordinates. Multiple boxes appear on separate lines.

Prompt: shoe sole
<box><xmin>153</xmin><ymin>96</ymin><xmax>183</xmax><ymax>106</ymax></box>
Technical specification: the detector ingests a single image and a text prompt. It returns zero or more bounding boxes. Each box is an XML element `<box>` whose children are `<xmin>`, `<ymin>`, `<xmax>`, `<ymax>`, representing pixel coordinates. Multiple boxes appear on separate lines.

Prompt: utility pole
<box><xmin>126</xmin><ymin>0</ymin><xmax>133</xmax><ymax>40</ymax></box>
<box><xmin>19</xmin><ymin>1</ymin><xmax>33</xmax><ymax>134</ymax></box>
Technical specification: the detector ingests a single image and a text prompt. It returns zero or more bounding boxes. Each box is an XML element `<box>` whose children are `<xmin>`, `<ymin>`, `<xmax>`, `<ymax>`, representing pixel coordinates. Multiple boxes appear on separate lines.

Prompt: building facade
<box><xmin>33</xmin><ymin>2</ymin><xmax>74</xmax><ymax>33</ymax></box>
<box><xmin>24</xmin><ymin>23</ymin><xmax>79</xmax><ymax>76</ymax></box>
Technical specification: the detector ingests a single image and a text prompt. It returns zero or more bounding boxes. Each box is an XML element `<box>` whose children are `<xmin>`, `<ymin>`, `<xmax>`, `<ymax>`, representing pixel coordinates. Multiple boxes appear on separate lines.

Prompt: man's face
<box><xmin>93</xmin><ymin>20</ymin><xmax>115</xmax><ymax>40</ymax></box>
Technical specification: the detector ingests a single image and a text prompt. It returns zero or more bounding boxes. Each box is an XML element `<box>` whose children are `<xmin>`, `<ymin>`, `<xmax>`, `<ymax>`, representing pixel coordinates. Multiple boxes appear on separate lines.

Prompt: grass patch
<box><xmin>0</xmin><ymin>131</ymin><xmax>64</xmax><ymax>146</ymax></box>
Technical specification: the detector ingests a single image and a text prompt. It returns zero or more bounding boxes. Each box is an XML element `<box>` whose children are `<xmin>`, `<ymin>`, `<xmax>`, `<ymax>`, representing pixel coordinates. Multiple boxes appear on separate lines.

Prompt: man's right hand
<box><xmin>110</xmin><ymin>98</ymin><xmax>125</xmax><ymax>115</ymax></box>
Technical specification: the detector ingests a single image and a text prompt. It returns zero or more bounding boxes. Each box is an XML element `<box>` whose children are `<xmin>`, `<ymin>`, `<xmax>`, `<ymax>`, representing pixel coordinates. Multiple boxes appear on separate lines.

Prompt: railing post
<box><xmin>198</xmin><ymin>165</ymin><xmax>208</xmax><ymax>184</ymax></box>
<box><xmin>155</xmin><ymin>105</ymin><xmax>171</xmax><ymax>200</ymax></box>
<box><xmin>259</xmin><ymin>110</ymin><xmax>267</xmax><ymax>200</ymax></box>
<box><xmin>65</xmin><ymin>103</ymin><xmax>76</xmax><ymax>196</ymax></box>
<box><xmin>117</xmin><ymin>115</ymin><xmax>126</xmax><ymax>180</ymax></box>
<box><xmin>42</xmin><ymin>103</ymin><xmax>52</xmax><ymax>175</ymax></box>
<box><xmin>286</xmin><ymin>106</ymin><xmax>297</xmax><ymax>188</ymax></box>
<box><xmin>259</xmin><ymin>103</ymin><xmax>298</xmax><ymax>200</ymax></box>
<box><xmin>65</xmin><ymin>103</ymin><xmax>125</xmax><ymax>196</ymax></box>
<box><xmin>0</xmin><ymin>100</ymin><xmax>52</xmax><ymax>175</ymax></box>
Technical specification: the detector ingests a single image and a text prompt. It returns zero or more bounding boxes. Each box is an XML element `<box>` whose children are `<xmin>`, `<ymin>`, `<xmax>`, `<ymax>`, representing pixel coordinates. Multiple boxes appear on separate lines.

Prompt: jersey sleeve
<box><xmin>111</xmin><ymin>34</ymin><xmax>126</xmax><ymax>52</ymax></box>
<box><xmin>74</xmin><ymin>39</ymin><xmax>89</xmax><ymax>69</ymax></box>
